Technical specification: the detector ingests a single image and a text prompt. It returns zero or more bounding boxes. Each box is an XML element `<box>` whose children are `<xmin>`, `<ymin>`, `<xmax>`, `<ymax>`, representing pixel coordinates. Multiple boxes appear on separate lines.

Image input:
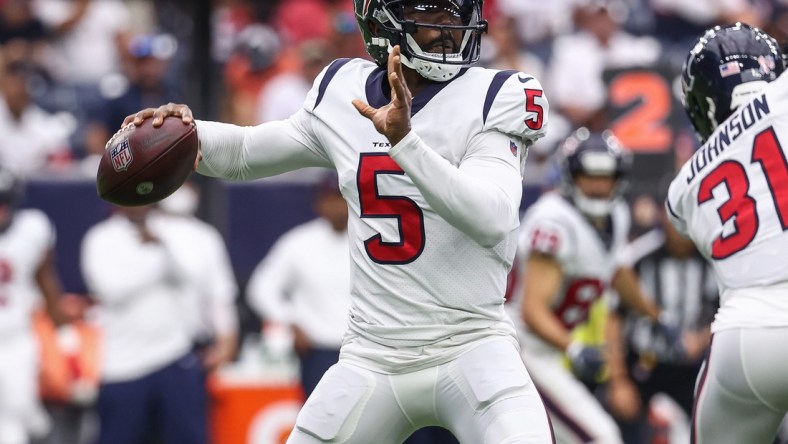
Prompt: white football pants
<box><xmin>519</xmin><ymin>334</ymin><xmax>622</xmax><ymax>444</ymax></box>
<box><xmin>286</xmin><ymin>338</ymin><xmax>554</xmax><ymax>443</ymax></box>
<box><xmin>692</xmin><ymin>327</ymin><xmax>788</xmax><ymax>444</ymax></box>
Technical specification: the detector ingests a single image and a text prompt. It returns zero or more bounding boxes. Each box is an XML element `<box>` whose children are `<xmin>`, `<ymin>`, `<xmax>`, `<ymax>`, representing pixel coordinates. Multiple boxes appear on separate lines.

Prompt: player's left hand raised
<box><xmin>352</xmin><ymin>45</ymin><xmax>412</xmax><ymax>146</ymax></box>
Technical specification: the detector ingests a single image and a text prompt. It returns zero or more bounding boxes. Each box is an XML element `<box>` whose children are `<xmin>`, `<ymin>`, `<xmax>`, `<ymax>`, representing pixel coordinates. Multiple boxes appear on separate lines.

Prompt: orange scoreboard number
<box><xmin>605</xmin><ymin>67</ymin><xmax>683</xmax><ymax>154</ymax></box>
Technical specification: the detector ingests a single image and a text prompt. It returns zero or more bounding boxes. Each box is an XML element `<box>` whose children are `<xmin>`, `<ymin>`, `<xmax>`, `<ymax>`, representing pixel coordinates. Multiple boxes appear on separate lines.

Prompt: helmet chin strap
<box><xmin>572</xmin><ymin>189</ymin><xmax>614</xmax><ymax>219</ymax></box>
<box><xmin>389</xmin><ymin>42</ymin><xmax>462</xmax><ymax>82</ymax></box>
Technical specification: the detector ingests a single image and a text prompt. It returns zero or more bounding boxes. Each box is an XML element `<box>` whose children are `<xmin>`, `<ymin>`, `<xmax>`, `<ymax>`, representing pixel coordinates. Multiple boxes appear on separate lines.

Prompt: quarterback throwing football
<box><xmin>124</xmin><ymin>0</ymin><xmax>555</xmax><ymax>442</ymax></box>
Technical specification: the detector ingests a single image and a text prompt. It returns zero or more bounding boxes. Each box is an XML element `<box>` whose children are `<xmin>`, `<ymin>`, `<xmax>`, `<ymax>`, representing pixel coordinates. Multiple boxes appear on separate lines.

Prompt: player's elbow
<box><xmin>467</xmin><ymin>205</ymin><xmax>517</xmax><ymax>247</ymax></box>
<box><xmin>471</xmin><ymin>225</ymin><xmax>509</xmax><ymax>248</ymax></box>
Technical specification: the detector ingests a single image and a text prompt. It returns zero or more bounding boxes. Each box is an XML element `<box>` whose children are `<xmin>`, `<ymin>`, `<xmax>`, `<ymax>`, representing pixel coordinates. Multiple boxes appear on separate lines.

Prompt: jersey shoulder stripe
<box><xmin>483</xmin><ymin>70</ymin><xmax>518</xmax><ymax>124</ymax></box>
<box><xmin>313</xmin><ymin>58</ymin><xmax>353</xmax><ymax>110</ymax></box>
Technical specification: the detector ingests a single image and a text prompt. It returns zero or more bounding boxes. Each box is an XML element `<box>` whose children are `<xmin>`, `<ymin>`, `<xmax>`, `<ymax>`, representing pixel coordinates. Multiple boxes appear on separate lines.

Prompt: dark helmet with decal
<box><xmin>561</xmin><ymin>128</ymin><xmax>631</xmax><ymax>218</ymax></box>
<box><xmin>682</xmin><ymin>23</ymin><xmax>786</xmax><ymax>142</ymax></box>
<box><xmin>353</xmin><ymin>0</ymin><xmax>487</xmax><ymax>82</ymax></box>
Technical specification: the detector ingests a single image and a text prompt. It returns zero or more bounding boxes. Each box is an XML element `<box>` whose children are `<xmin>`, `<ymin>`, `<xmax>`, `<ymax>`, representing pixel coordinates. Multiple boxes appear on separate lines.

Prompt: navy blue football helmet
<box><xmin>354</xmin><ymin>0</ymin><xmax>487</xmax><ymax>81</ymax></box>
<box><xmin>561</xmin><ymin>128</ymin><xmax>631</xmax><ymax>218</ymax></box>
<box><xmin>682</xmin><ymin>23</ymin><xmax>785</xmax><ymax>141</ymax></box>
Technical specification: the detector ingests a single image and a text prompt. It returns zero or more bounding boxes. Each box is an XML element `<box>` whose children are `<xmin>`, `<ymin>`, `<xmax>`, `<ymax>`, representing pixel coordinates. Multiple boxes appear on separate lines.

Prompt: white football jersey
<box><xmin>198</xmin><ymin>58</ymin><xmax>549</xmax><ymax>372</ymax></box>
<box><xmin>514</xmin><ymin>192</ymin><xmax>630</xmax><ymax>334</ymax></box>
<box><xmin>667</xmin><ymin>72</ymin><xmax>788</xmax><ymax>331</ymax></box>
<box><xmin>0</xmin><ymin>209</ymin><xmax>55</xmax><ymax>337</ymax></box>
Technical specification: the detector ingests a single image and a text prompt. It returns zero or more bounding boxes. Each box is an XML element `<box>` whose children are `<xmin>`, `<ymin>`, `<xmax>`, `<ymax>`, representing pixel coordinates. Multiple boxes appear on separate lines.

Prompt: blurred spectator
<box><xmin>649</xmin><ymin>0</ymin><xmax>764</xmax><ymax>43</ymax></box>
<box><xmin>482</xmin><ymin>14</ymin><xmax>544</xmax><ymax>80</ymax></box>
<box><xmin>211</xmin><ymin>0</ymin><xmax>256</xmax><ymax>65</ymax></box>
<box><xmin>0</xmin><ymin>0</ymin><xmax>46</xmax><ymax>44</ymax></box>
<box><xmin>157</xmin><ymin>182</ymin><xmax>239</xmax><ymax>373</ymax></box>
<box><xmin>80</xmin><ymin>204</ymin><xmax>210</xmax><ymax>444</ymax></box>
<box><xmin>101</xmin><ymin>33</ymin><xmax>180</xmax><ymax>132</ymax></box>
<box><xmin>222</xmin><ymin>23</ymin><xmax>298</xmax><ymax>125</ymax></box>
<box><xmin>0</xmin><ymin>61</ymin><xmax>72</xmax><ymax>177</ymax></box>
<box><xmin>495</xmin><ymin>0</ymin><xmax>577</xmax><ymax>48</ymax></box>
<box><xmin>609</xmin><ymin>194</ymin><xmax>718</xmax><ymax>443</ymax></box>
<box><xmin>328</xmin><ymin>9</ymin><xmax>366</xmax><ymax>60</ymax></box>
<box><xmin>764</xmin><ymin>1</ymin><xmax>788</xmax><ymax>53</ymax></box>
<box><xmin>33</xmin><ymin>0</ymin><xmax>130</xmax><ymax>87</ymax></box>
<box><xmin>273</xmin><ymin>0</ymin><xmax>331</xmax><ymax>46</ymax></box>
<box><xmin>0</xmin><ymin>0</ymin><xmax>48</xmax><ymax>68</ymax></box>
<box><xmin>0</xmin><ymin>166</ymin><xmax>64</xmax><ymax>443</ymax></box>
<box><xmin>547</xmin><ymin>0</ymin><xmax>661</xmax><ymax>127</ymax></box>
<box><xmin>246</xmin><ymin>173</ymin><xmax>350</xmax><ymax>398</ymax></box>
<box><xmin>255</xmin><ymin>38</ymin><xmax>332</xmax><ymax>123</ymax></box>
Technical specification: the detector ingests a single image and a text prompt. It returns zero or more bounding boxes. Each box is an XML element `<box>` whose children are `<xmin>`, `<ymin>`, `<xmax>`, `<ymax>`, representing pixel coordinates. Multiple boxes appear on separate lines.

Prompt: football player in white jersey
<box><xmin>122</xmin><ymin>0</ymin><xmax>555</xmax><ymax>442</ymax></box>
<box><xmin>513</xmin><ymin>129</ymin><xmax>681</xmax><ymax>444</ymax></box>
<box><xmin>0</xmin><ymin>167</ymin><xmax>64</xmax><ymax>444</ymax></box>
<box><xmin>666</xmin><ymin>23</ymin><xmax>788</xmax><ymax>443</ymax></box>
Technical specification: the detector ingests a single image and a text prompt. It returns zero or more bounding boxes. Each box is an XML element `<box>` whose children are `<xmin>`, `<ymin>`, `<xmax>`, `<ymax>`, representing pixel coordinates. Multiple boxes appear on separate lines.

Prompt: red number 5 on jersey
<box><xmin>357</xmin><ymin>153</ymin><xmax>426</xmax><ymax>264</ymax></box>
<box><xmin>524</xmin><ymin>89</ymin><xmax>544</xmax><ymax>130</ymax></box>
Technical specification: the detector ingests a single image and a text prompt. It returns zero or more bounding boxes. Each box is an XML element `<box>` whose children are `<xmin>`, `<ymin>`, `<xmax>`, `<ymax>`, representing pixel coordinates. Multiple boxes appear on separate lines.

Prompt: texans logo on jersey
<box><xmin>111</xmin><ymin>138</ymin><xmax>133</xmax><ymax>172</ymax></box>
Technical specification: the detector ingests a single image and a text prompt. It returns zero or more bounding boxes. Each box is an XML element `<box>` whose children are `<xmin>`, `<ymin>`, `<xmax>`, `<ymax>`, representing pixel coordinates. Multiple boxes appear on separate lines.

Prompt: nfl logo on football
<box><xmin>111</xmin><ymin>139</ymin><xmax>133</xmax><ymax>172</ymax></box>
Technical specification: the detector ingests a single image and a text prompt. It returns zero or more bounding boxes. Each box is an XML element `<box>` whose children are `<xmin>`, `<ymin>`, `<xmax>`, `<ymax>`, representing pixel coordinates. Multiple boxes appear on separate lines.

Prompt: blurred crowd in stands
<box><xmin>0</xmin><ymin>0</ymin><xmax>785</xmax><ymax>182</ymax></box>
<box><xmin>1</xmin><ymin>0</ymin><xmax>788</xmax><ymax>443</ymax></box>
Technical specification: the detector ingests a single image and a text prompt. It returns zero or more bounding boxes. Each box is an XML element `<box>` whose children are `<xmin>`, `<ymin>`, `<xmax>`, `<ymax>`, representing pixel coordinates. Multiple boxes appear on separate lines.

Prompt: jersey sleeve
<box><xmin>389</xmin><ymin>129</ymin><xmax>522</xmax><ymax>247</ymax></box>
<box><xmin>482</xmin><ymin>72</ymin><xmax>549</xmax><ymax>146</ymax></box>
<box><xmin>519</xmin><ymin>217</ymin><xmax>574</xmax><ymax>265</ymax></box>
<box><xmin>195</xmin><ymin>110</ymin><xmax>332</xmax><ymax>180</ymax></box>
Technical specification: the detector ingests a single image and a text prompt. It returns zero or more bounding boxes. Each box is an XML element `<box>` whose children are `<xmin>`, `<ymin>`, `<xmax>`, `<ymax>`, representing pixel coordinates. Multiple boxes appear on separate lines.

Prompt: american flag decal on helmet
<box><xmin>362</xmin><ymin>0</ymin><xmax>373</xmax><ymax>16</ymax></box>
<box><xmin>510</xmin><ymin>141</ymin><xmax>518</xmax><ymax>157</ymax></box>
<box><xmin>111</xmin><ymin>138</ymin><xmax>133</xmax><ymax>172</ymax></box>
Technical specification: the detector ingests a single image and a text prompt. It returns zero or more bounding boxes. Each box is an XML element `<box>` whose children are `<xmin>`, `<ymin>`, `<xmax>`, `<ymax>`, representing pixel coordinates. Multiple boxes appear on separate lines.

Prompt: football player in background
<box><xmin>122</xmin><ymin>0</ymin><xmax>556</xmax><ymax>442</ymax></box>
<box><xmin>514</xmin><ymin>129</ymin><xmax>681</xmax><ymax>444</ymax></box>
<box><xmin>666</xmin><ymin>23</ymin><xmax>788</xmax><ymax>443</ymax></box>
<box><xmin>0</xmin><ymin>167</ymin><xmax>64</xmax><ymax>444</ymax></box>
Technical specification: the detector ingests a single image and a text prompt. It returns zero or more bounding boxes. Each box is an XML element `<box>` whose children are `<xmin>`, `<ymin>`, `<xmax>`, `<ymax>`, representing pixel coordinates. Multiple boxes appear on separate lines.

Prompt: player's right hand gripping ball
<box><xmin>96</xmin><ymin>117</ymin><xmax>198</xmax><ymax>206</ymax></box>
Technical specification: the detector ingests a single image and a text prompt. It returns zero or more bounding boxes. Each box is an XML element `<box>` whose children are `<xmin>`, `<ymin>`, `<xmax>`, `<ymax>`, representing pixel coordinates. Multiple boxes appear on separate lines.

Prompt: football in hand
<box><xmin>96</xmin><ymin>117</ymin><xmax>199</xmax><ymax>206</ymax></box>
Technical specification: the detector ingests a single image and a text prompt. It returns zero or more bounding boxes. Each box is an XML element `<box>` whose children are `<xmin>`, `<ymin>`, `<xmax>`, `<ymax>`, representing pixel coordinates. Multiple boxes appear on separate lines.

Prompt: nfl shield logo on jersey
<box><xmin>510</xmin><ymin>141</ymin><xmax>518</xmax><ymax>157</ymax></box>
<box><xmin>110</xmin><ymin>138</ymin><xmax>133</xmax><ymax>172</ymax></box>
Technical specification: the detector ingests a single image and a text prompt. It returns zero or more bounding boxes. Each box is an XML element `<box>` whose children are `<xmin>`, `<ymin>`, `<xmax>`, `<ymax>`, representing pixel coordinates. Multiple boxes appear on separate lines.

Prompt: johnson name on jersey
<box><xmin>299</xmin><ymin>58</ymin><xmax>549</xmax><ymax>371</ymax></box>
<box><xmin>667</xmin><ymin>71</ymin><xmax>788</xmax><ymax>330</ymax></box>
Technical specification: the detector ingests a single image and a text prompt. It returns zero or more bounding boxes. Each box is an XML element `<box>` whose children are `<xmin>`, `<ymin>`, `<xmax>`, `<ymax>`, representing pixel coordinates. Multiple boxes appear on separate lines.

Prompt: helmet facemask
<box><xmin>355</xmin><ymin>0</ymin><xmax>487</xmax><ymax>82</ymax></box>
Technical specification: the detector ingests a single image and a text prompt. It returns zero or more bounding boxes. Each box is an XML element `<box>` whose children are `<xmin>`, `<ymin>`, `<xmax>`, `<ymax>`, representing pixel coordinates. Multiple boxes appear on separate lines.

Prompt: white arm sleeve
<box><xmin>389</xmin><ymin>130</ymin><xmax>523</xmax><ymax>247</ymax></box>
<box><xmin>195</xmin><ymin>109</ymin><xmax>332</xmax><ymax>180</ymax></box>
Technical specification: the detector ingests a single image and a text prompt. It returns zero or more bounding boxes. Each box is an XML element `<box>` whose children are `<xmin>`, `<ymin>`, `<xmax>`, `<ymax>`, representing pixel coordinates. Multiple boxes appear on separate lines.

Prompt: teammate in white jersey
<box><xmin>122</xmin><ymin>0</ymin><xmax>555</xmax><ymax>442</ymax></box>
<box><xmin>514</xmin><ymin>129</ymin><xmax>680</xmax><ymax>443</ymax></box>
<box><xmin>0</xmin><ymin>167</ymin><xmax>63</xmax><ymax>443</ymax></box>
<box><xmin>666</xmin><ymin>23</ymin><xmax>788</xmax><ymax>443</ymax></box>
